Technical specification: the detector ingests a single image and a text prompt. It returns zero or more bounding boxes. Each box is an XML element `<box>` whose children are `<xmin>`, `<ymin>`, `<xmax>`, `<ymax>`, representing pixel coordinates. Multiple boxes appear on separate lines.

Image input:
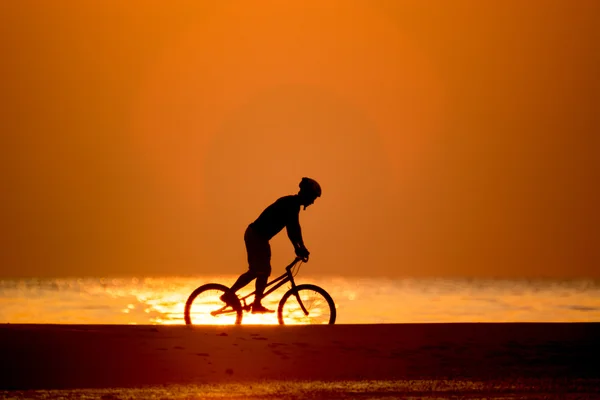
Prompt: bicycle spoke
<box><xmin>280</xmin><ymin>286</ymin><xmax>334</xmax><ymax>325</ymax></box>
<box><xmin>186</xmin><ymin>286</ymin><xmax>242</xmax><ymax>325</ymax></box>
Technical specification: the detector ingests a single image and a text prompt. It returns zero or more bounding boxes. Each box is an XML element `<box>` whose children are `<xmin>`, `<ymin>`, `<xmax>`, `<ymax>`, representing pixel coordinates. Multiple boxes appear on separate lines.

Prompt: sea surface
<box><xmin>1</xmin><ymin>274</ymin><xmax>599</xmax><ymax>325</ymax></box>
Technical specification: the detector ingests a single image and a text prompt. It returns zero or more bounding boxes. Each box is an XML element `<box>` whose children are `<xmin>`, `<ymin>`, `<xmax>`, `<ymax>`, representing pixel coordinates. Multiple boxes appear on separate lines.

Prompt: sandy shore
<box><xmin>1</xmin><ymin>323</ymin><xmax>599</xmax><ymax>392</ymax></box>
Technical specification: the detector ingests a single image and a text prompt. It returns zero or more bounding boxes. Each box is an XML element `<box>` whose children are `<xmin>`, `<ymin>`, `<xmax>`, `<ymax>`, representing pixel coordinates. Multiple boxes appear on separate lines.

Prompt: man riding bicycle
<box><xmin>221</xmin><ymin>177</ymin><xmax>322</xmax><ymax>313</ymax></box>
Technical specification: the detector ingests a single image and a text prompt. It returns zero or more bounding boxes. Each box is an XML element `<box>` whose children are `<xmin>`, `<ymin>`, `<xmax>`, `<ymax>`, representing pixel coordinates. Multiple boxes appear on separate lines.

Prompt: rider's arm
<box><xmin>286</xmin><ymin>213</ymin><xmax>304</xmax><ymax>251</ymax></box>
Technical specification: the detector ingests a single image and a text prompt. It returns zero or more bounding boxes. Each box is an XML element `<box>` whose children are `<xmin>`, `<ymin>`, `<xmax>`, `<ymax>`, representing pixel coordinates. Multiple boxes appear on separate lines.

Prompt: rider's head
<box><xmin>298</xmin><ymin>177</ymin><xmax>321</xmax><ymax>209</ymax></box>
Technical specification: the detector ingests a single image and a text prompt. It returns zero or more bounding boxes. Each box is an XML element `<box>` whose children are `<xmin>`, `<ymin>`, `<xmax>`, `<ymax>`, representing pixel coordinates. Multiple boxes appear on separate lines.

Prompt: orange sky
<box><xmin>1</xmin><ymin>1</ymin><xmax>599</xmax><ymax>278</ymax></box>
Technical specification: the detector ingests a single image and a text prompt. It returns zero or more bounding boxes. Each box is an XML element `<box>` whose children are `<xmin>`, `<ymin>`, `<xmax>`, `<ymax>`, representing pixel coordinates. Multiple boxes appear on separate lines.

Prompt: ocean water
<box><xmin>1</xmin><ymin>274</ymin><xmax>599</xmax><ymax>325</ymax></box>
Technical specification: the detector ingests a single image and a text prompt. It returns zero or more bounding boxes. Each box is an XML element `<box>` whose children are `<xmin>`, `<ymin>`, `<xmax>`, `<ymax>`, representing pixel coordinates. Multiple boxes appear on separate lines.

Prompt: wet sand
<box><xmin>1</xmin><ymin>323</ymin><xmax>599</xmax><ymax>397</ymax></box>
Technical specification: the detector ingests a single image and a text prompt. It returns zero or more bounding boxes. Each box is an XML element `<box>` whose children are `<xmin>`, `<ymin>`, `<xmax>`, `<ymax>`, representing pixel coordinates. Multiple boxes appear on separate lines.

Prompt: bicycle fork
<box><xmin>290</xmin><ymin>277</ymin><xmax>310</xmax><ymax>316</ymax></box>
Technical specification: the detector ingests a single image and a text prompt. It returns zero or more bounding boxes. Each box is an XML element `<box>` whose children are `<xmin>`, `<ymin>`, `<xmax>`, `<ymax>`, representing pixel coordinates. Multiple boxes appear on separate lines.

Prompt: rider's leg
<box><xmin>242</xmin><ymin>225</ymin><xmax>274</xmax><ymax>312</ymax></box>
<box><xmin>251</xmin><ymin>265</ymin><xmax>273</xmax><ymax>313</ymax></box>
<box><xmin>244</xmin><ymin>225</ymin><xmax>270</xmax><ymax>299</ymax></box>
<box><xmin>226</xmin><ymin>226</ymin><xmax>265</xmax><ymax>294</ymax></box>
<box><xmin>221</xmin><ymin>270</ymin><xmax>255</xmax><ymax>306</ymax></box>
<box><xmin>253</xmin><ymin>272</ymin><xmax>268</xmax><ymax>306</ymax></box>
<box><xmin>229</xmin><ymin>270</ymin><xmax>256</xmax><ymax>293</ymax></box>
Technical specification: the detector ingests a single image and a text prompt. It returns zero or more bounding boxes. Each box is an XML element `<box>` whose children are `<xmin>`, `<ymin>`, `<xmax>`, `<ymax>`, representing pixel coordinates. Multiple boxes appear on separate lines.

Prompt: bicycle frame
<box><xmin>212</xmin><ymin>257</ymin><xmax>309</xmax><ymax>316</ymax></box>
<box><xmin>237</xmin><ymin>257</ymin><xmax>304</xmax><ymax>311</ymax></box>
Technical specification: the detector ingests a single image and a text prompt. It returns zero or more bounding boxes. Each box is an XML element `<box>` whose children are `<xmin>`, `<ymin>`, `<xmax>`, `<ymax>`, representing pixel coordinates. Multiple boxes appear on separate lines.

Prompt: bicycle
<box><xmin>184</xmin><ymin>257</ymin><xmax>336</xmax><ymax>325</ymax></box>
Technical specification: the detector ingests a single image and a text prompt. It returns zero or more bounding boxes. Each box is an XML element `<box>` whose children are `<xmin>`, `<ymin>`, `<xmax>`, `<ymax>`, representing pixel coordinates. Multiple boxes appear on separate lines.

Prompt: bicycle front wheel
<box><xmin>184</xmin><ymin>283</ymin><xmax>243</xmax><ymax>325</ymax></box>
<box><xmin>277</xmin><ymin>284</ymin><xmax>336</xmax><ymax>325</ymax></box>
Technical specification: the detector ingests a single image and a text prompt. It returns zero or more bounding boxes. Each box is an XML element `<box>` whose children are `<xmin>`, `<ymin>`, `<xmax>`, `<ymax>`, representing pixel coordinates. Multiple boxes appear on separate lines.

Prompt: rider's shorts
<box><xmin>244</xmin><ymin>225</ymin><xmax>271</xmax><ymax>276</ymax></box>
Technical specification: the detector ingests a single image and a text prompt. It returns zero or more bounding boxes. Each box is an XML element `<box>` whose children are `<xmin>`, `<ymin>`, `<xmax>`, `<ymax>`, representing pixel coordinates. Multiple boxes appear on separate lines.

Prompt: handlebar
<box><xmin>285</xmin><ymin>256</ymin><xmax>307</xmax><ymax>272</ymax></box>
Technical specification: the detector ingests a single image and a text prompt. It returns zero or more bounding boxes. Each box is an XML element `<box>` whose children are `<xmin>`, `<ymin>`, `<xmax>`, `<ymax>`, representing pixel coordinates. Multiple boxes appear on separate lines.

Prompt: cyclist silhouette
<box><xmin>221</xmin><ymin>177</ymin><xmax>322</xmax><ymax>313</ymax></box>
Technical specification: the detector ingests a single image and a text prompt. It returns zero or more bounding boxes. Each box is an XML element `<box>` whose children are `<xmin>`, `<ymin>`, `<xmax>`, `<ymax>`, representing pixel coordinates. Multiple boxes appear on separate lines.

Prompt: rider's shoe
<box><xmin>251</xmin><ymin>303</ymin><xmax>274</xmax><ymax>314</ymax></box>
<box><xmin>220</xmin><ymin>291</ymin><xmax>238</xmax><ymax>306</ymax></box>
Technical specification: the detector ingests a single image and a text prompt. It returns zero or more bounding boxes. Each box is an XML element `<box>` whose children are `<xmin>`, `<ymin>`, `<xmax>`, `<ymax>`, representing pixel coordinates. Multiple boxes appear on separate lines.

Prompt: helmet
<box><xmin>299</xmin><ymin>177</ymin><xmax>322</xmax><ymax>197</ymax></box>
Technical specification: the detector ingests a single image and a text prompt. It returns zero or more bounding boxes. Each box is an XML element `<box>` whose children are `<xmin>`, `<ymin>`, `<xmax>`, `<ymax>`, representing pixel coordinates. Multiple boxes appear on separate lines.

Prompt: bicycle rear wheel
<box><xmin>277</xmin><ymin>284</ymin><xmax>336</xmax><ymax>325</ymax></box>
<box><xmin>184</xmin><ymin>283</ymin><xmax>243</xmax><ymax>325</ymax></box>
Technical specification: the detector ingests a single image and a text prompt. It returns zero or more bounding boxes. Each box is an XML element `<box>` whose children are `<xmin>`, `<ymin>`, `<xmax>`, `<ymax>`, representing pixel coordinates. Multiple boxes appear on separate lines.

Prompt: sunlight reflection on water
<box><xmin>1</xmin><ymin>275</ymin><xmax>599</xmax><ymax>324</ymax></box>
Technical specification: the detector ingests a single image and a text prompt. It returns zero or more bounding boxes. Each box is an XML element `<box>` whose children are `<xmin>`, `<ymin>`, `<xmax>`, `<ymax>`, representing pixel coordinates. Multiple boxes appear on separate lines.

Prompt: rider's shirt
<box><xmin>249</xmin><ymin>195</ymin><xmax>302</xmax><ymax>244</ymax></box>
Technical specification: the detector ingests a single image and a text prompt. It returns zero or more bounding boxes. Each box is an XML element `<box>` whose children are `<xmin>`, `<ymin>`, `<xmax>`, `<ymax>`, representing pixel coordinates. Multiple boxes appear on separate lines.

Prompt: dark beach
<box><xmin>1</xmin><ymin>323</ymin><xmax>599</xmax><ymax>398</ymax></box>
